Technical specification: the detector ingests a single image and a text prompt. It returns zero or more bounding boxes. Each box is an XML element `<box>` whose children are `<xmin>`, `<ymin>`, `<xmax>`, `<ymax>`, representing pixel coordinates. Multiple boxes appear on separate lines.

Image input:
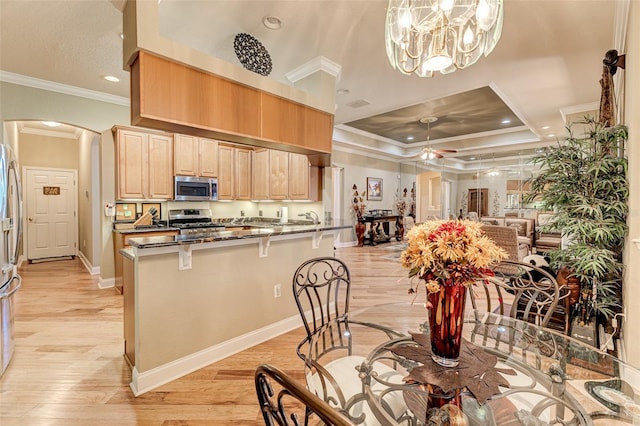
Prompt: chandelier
<box><xmin>385</xmin><ymin>0</ymin><xmax>504</xmax><ymax>77</ymax></box>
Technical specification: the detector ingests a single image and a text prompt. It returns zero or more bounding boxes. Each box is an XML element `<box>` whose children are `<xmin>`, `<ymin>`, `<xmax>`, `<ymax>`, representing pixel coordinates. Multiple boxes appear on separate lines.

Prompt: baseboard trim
<box><xmin>129</xmin><ymin>314</ymin><xmax>303</xmax><ymax>396</ymax></box>
<box><xmin>335</xmin><ymin>240</ymin><xmax>357</xmax><ymax>248</ymax></box>
<box><xmin>98</xmin><ymin>277</ymin><xmax>115</xmax><ymax>289</ymax></box>
<box><xmin>77</xmin><ymin>251</ymin><xmax>100</xmax><ymax>275</ymax></box>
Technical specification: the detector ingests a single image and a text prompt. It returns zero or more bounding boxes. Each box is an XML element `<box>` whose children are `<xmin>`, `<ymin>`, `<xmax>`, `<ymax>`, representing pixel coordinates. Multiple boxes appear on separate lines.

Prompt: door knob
<box><xmin>28</xmin><ymin>217</ymin><xmax>34</xmax><ymax>222</ymax></box>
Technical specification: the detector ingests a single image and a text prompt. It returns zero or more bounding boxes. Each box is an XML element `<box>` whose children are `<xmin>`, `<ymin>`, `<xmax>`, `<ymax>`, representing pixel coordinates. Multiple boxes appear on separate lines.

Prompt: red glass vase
<box><xmin>427</xmin><ymin>284</ymin><xmax>467</xmax><ymax>367</ymax></box>
<box><xmin>355</xmin><ymin>222</ymin><xmax>366</xmax><ymax>247</ymax></box>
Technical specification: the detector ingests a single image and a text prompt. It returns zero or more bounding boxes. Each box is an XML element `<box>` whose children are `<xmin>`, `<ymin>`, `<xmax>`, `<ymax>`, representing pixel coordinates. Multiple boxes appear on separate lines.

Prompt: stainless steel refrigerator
<box><xmin>0</xmin><ymin>144</ymin><xmax>22</xmax><ymax>376</ymax></box>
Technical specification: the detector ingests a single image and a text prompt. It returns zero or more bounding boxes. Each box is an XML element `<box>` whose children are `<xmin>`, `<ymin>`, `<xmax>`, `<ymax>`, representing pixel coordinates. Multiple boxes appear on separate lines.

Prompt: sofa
<box><xmin>480</xmin><ymin>216</ymin><xmax>535</xmax><ymax>249</ymax></box>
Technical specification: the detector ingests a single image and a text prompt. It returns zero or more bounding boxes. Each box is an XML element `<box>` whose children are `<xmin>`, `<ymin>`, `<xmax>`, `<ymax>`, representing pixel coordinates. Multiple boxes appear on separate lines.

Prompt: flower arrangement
<box><xmin>400</xmin><ymin>219</ymin><xmax>508</xmax><ymax>294</ymax></box>
<box><xmin>352</xmin><ymin>184</ymin><xmax>366</xmax><ymax>223</ymax></box>
<box><xmin>395</xmin><ymin>188</ymin><xmax>408</xmax><ymax>217</ymax></box>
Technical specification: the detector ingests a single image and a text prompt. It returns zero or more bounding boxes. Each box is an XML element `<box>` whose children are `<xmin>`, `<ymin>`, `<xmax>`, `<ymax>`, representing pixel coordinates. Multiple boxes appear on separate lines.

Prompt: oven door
<box><xmin>174</xmin><ymin>176</ymin><xmax>215</xmax><ymax>201</ymax></box>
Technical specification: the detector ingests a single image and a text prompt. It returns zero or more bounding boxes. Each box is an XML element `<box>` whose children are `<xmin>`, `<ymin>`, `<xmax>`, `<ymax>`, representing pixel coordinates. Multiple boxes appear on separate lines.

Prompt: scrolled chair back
<box><xmin>292</xmin><ymin>257</ymin><xmax>352</xmax><ymax>359</ymax></box>
<box><xmin>487</xmin><ymin>259</ymin><xmax>566</xmax><ymax>328</ymax></box>
<box><xmin>255</xmin><ymin>364</ymin><xmax>354</xmax><ymax>426</ymax></box>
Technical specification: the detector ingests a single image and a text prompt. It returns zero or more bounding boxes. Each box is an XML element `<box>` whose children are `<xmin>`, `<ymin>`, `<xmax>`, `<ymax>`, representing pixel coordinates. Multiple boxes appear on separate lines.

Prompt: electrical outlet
<box><xmin>274</xmin><ymin>284</ymin><xmax>281</xmax><ymax>298</ymax></box>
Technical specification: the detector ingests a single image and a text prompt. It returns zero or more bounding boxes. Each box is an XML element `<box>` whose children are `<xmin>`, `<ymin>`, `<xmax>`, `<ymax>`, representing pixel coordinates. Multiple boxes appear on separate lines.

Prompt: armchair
<box><xmin>481</xmin><ymin>225</ymin><xmax>529</xmax><ymax>264</ymax></box>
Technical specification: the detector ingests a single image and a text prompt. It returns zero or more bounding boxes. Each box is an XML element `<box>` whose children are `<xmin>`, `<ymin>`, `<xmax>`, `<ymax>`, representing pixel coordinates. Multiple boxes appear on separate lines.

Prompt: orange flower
<box><xmin>401</xmin><ymin>219</ymin><xmax>507</xmax><ymax>293</ymax></box>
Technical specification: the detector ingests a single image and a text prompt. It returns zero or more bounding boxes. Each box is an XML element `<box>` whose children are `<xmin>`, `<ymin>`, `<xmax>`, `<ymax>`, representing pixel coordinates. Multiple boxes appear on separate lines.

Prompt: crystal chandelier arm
<box><xmin>385</xmin><ymin>0</ymin><xmax>503</xmax><ymax>77</ymax></box>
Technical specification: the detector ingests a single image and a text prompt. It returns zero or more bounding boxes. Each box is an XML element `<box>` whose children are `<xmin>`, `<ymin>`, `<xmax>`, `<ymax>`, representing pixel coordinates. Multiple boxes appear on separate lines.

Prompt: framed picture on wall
<box><xmin>366</xmin><ymin>177</ymin><xmax>383</xmax><ymax>201</ymax></box>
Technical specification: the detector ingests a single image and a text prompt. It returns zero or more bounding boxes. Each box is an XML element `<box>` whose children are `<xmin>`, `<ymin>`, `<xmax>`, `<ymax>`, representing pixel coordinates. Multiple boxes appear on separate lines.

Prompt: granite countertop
<box><xmin>125</xmin><ymin>220</ymin><xmax>353</xmax><ymax>249</ymax></box>
<box><xmin>114</xmin><ymin>225</ymin><xmax>180</xmax><ymax>234</ymax></box>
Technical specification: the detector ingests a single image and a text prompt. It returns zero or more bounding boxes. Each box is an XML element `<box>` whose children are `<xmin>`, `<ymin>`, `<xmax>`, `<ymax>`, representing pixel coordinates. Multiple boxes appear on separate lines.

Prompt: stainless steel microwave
<box><xmin>174</xmin><ymin>176</ymin><xmax>218</xmax><ymax>201</ymax></box>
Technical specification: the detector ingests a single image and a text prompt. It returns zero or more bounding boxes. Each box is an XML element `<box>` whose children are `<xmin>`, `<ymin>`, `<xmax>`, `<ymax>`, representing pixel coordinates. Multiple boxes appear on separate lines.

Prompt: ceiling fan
<box><xmin>417</xmin><ymin>117</ymin><xmax>457</xmax><ymax>160</ymax></box>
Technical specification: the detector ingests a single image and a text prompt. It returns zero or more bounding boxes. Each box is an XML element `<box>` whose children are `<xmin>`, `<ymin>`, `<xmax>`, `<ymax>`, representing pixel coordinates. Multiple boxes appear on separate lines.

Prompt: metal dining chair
<box><xmin>255</xmin><ymin>363</ymin><xmax>354</xmax><ymax>426</ymax></box>
<box><xmin>470</xmin><ymin>259</ymin><xmax>569</xmax><ymax>328</ymax></box>
<box><xmin>291</xmin><ymin>258</ymin><xmax>407</xmax><ymax>424</ymax></box>
<box><xmin>292</xmin><ymin>257</ymin><xmax>352</xmax><ymax>360</ymax></box>
<box><xmin>470</xmin><ymin>259</ymin><xmax>571</xmax><ymax>371</ymax></box>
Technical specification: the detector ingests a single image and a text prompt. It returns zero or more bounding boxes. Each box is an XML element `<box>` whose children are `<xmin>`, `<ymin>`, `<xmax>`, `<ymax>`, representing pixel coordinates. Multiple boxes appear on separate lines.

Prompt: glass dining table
<box><xmin>303</xmin><ymin>302</ymin><xmax>640</xmax><ymax>425</ymax></box>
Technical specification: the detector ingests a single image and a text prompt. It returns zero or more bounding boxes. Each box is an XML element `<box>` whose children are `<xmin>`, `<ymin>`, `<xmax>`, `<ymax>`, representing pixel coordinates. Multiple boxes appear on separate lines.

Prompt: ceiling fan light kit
<box><xmin>417</xmin><ymin>116</ymin><xmax>457</xmax><ymax>160</ymax></box>
<box><xmin>385</xmin><ymin>0</ymin><xmax>504</xmax><ymax>77</ymax></box>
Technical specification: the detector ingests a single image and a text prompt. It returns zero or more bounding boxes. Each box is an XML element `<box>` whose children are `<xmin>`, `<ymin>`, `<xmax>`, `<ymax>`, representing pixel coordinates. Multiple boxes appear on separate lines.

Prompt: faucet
<box><xmin>299</xmin><ymin>211</ymin><xmax>320</xmax><ymax>225</ymax></box>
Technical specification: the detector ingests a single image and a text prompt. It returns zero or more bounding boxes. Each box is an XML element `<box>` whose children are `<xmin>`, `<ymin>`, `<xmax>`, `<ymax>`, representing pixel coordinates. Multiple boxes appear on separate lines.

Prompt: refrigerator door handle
<box><xmin>0</xmin><ymin>275</ymin><xmax>21</xmax><ymax>300</ymax></box>
<box><xmin>8</xmin><ymin>159</ymin><xmax>22</xmax><ymax>264</ymax></box>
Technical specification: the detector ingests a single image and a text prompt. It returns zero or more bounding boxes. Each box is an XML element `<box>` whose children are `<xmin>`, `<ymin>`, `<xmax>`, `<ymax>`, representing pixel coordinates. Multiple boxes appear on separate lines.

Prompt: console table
<box><xmin>362</xmin><ymin>214</ymin><xmax>401</xmax><ymax>245</ymax></box>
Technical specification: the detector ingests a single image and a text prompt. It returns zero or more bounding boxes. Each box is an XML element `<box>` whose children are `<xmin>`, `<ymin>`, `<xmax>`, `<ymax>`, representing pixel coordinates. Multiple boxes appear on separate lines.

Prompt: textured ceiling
<box><xmin>344</xmin><ymin>86</ymin><xmax>524</xmax><ymax>144</ymax></box>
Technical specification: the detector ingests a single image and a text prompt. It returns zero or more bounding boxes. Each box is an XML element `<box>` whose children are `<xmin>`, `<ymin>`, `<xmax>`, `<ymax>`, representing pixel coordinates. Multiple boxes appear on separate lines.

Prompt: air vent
<box><xmin>346</xmin><ymin>99</ymin><xmax>371</xmax><ymax>109</ymax></box>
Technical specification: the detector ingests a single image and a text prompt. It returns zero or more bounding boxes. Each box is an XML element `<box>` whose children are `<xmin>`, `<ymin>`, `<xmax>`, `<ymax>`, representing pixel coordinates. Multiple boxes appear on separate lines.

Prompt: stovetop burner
<box><xmin>169</xmin><ymin>208</ymin><xmax>223</xmax><ymax>232</ymax></box>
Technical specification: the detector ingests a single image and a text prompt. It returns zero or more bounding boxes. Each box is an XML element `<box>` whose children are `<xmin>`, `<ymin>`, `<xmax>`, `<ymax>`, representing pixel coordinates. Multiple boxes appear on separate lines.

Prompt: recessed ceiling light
<box><xmin>469</xmin><ymin>156</ymin><xmax>476</xmax><ymax>160</ymax></box>
<box><xmin>406</xmin><ymin>136</ymin><xmax>414</xmax><ymax>141</ymax></box>
<box><xmin>262</xmin><ymin>15</ymin><xmax>282</xmax><ymax>30</ymax></box>
<box><xmin>119</xmin><ymin>32</ymin><xmax>124</xmax><ymax>40</ymax></box>
<box><xmin>42</xmin><ymin>121</ymin><xmax>61</xmax><ymax>127</ymax></box>
<box><xmin>103</xmin><ymin>75</ymin><xmax>120</xmax><ymax>82</ymax></box>
<box><xmin>501</xmin><ymin>119</ymin><xmax>511</xmax><ymax>124</ymax></box>
<box><xmin>542</xmin><ymin>125</ymin><xmax>550</xmax><ymax>130</ymax></box>
<box><xmin>336</xmin><ymin>88</ymin><xmax>350</xmax><ymax>95</ymax></box>
<box><xmin>547</xmin><ymin>133</ymin><xmax>555</xmax><ymax>138</ymax></box>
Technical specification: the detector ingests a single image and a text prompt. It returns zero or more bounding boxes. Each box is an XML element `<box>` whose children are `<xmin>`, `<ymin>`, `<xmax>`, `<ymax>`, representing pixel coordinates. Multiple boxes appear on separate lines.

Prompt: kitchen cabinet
<box><xmin>269</xmin><ymin>150</ymin><xmax>289</xmax><ymax>200</ymax></box>
<box><xmin>288</xmin><ymin>152</ymin><xmax>310</xmax><ymax>200</ymax></box>
<box><xmin>261</xmin><ymin>93</ymin><xmax>305</xmax><ymax>147</ymax></box>
<box><xmin>174</xmin><ymin>134</ymin><xmax>219</xmax><ymax>177</ymax></box>
<box><xmin>114</xmin><ymin>127</ymin><xmax>173</xmax><ymax>200</ymax></box>
<box><xmin>131</xmin><ymin>51</ymin><xmax>333</xmax><ymax>161</ymax></box>
<box><xmin>252</xmin><ymin>149</ymin><xmax>269</xmax><ymax>200</ymax></box>
<box><xmin>218</xmin><ymin>144</ymin><xmax>252</xmax><ymax>200</ymax></box>
<box><xmin>132</xmin><ymin>51</ymin><xmax>262</xmax><ymax>139</ymax></box>
<box><xmin>251</xmin><ymin>148</ymin><xmax>320</xmax><ymax>201</ymax></box>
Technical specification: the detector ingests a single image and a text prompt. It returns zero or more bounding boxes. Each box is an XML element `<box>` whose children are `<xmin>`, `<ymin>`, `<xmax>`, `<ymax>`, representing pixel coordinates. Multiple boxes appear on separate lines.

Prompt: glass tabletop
<box><xmin>303</xmin><ymin>302</ymin><xmax>640</xmax><ymax>425</ymax></box>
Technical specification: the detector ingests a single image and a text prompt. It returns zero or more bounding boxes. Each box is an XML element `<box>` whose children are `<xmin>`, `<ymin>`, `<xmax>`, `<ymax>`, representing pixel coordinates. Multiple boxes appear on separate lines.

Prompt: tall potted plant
<box><xmin>524</xmin><ymin>118</ymin><xmax>628</xmax><ymax>326</ymax></box>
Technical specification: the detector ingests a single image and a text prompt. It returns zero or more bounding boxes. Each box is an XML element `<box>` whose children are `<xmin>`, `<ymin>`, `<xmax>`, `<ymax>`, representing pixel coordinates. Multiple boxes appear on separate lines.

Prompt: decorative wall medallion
<box><xmin>233</xmin><ymin>33</ymin><xmax>272</xmax><ymax>76</ymax></box>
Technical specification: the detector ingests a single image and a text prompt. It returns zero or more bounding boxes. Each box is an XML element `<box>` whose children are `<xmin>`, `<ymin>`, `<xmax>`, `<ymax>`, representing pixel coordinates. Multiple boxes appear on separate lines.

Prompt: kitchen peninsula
<box><xmin>120</xmin><ymin>220</ymin><xmax>350</xmax><ymax>395</ymax></box>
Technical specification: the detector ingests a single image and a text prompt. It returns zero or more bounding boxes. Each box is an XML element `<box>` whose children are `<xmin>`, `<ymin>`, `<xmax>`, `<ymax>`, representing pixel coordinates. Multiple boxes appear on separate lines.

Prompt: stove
<box><xmin>168</xmin><ymin>208</ymin><xmax>224</xmax><ymax>235</ymax></box>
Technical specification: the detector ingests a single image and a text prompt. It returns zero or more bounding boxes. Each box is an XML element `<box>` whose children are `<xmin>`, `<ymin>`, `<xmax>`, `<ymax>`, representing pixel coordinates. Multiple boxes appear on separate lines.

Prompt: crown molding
<box><xmin>559</xmin><ymin>102</ymin><xmax>600</xmax><ymax>123</ymax></box>
<box><xmin>0</xmin><ymin>71</ymin><xmax>130</xmax><ymax>107</ymax></box>
<box><xmin>285</xmin><ymin>56</ymin><xmax>342</xmax><ymax>84</ymax></box>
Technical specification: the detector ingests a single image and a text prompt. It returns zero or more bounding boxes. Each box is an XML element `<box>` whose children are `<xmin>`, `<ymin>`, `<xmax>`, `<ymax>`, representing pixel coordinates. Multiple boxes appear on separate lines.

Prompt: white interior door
<box><xmin>25</xmin><ymin>168</ymin><xmax>77</xmax><ymax>261</ymax></box>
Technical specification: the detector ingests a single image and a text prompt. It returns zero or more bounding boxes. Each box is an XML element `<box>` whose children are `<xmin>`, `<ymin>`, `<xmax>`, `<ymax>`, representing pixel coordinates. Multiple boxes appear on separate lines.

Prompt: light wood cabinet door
<box><xmin>289</xmin><ymin>153</ymin><xmax>310</xmax><ymax>200</ymax></box>
<box><xmin>199</xmin><ymin>138</ymin><xmax>219</xmax><ymax>177</ymax></box>
<box><xmin>235</xmin><ymin>147</ymin><xmax>252</xmax><ymax>200</ymax></box>
<box><xmin>174</xmin><ymin>135</ymin><xmax>218</xmax><ymax>178</ymax></box>
<box><xmin>116</xmin><ymin>128</ymin><xmax>173</xmax><ymax>200</ymax></box>
<box><xmin>116</xmin><ymin>129</ymin><xmax>147</xmax><ymax>199</ymax></box>
<box><xmin>269</xmin><ymin>150</ymin><xmax>289</xmax><ymax>200</ymax></box>
<box><xmin>252</xmin><ymin>149</ymin><xmax>269</xmax><ymax>200</ymax></box>
<box><xmin>174</xmin><ymin>134</ymin><xmax>198</xmax><ymax>176</ymax></box>
<box><xmin>147</xmin><ymin>133</ymin><xmax>174</xmax><ymax>199</ymax></box>
<box><xmin>218</xmin><ymin>144</ymin><xmax>235</xmax><ymax>200</ymax></box>
<box><xmin>261</xmin><ymin>93</ymin><xmax>305</xmax><ymax>146</ymax></box>
<box><xmin>304</xmin><ymin>108</ymin><xmax>334</xmax><ymax>153</ymax></box>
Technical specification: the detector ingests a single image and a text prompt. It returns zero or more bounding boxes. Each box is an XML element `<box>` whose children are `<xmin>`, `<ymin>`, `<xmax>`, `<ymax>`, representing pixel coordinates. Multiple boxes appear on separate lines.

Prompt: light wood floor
<box><xmin>0</xmin><ymin>244</ymin><xmax>413</xmax><ymax>425</ymax></box>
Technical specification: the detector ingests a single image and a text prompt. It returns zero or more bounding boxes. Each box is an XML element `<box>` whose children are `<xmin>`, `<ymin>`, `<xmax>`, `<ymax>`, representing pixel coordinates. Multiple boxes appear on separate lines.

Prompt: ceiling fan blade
<box><xmin>435</xmin><ymin>149</ymin><xmax>457</xmax><ymax>153</ymax></box>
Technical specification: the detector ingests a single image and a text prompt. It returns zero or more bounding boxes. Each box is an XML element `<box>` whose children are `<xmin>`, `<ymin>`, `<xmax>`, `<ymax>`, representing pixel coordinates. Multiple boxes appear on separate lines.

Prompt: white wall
<box><xmin>622</xmin><ymin>1</ymin><xmax>640</xmax><ymax>367</ymax></box>
<box><xmin>331</xmin><ymin>150</ymin><xmax>417</xmax><ymax>245</ymax></box>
